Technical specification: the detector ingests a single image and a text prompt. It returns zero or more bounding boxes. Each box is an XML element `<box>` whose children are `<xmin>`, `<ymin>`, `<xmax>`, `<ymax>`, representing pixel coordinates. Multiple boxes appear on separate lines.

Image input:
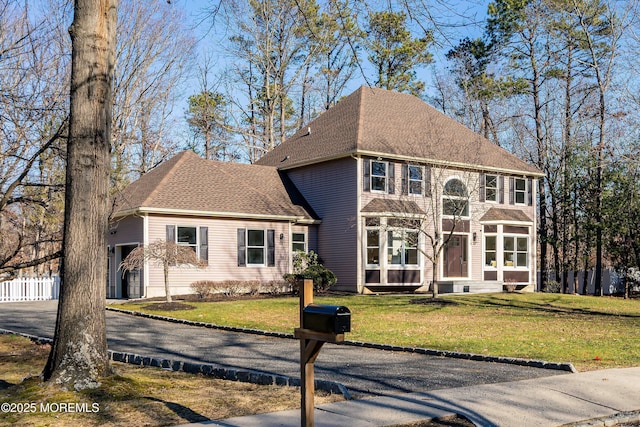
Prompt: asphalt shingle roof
<box><xmin>112</xmin><ymin>151</ymin><xmax>317</xmax><ymax>221</ymax></box>
<box><xmin>256</xmin><ymin>86</ymin><xmax>542</xmax><ymax>177</ymax></box>
<box><xmin>480</xmin><ymin>207</ymin><xmax>533</xmax><ymax>223</ymax></box>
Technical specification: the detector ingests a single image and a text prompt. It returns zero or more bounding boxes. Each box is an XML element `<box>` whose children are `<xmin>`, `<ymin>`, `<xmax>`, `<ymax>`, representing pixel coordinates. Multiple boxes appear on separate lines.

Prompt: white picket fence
<box><xmin>0</xmin><ymin>276</ymin><xmax>60</xmax><ymax>302</ymax></box>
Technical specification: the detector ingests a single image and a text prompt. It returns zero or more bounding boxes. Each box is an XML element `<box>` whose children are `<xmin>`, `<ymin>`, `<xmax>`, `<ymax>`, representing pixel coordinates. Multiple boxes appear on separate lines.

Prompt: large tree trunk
<box><xmin>43</xmin><ymin>0</ymin><xmax>117</xmax><ymax>390</ymax></box>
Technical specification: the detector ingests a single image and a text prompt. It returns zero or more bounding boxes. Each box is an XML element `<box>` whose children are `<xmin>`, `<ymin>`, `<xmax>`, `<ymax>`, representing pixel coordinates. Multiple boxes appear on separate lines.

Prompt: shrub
<box><xmin>263</xmin><ymin>280</ymin><xmax>288</xmax><ymax>295</ymax></box>
<box><xmin>190</xmin><ymin>280</ymin><xmax>216</xmax><ymax>299</ymax></box>
<box><xmin>285</xmin><ymin>263</ymin><xmax>337</xmax><ymax>294</ymax></box>
<box><xmin>504</xmin><ymin>280</ymin><xmax>517</xmax><ymax>293</ymax></box>
<box><xmin>542</xmin><ymin>280</ymin><xmax>561</xmax><ymax>293</ymax></box>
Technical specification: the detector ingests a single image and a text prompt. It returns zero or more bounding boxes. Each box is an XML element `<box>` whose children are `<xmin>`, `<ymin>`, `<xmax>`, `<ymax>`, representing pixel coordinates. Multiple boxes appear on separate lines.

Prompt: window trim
<box><xmin>514</xmin><ymin>178</ymin><xmax>527</xmax><ymax>205</ymax></box>
<box><xmin>366</xmin><ymin>228</ymin><xmax>380</xmax><ymax>266</ymax></box>
<box><xmin>166</xmin><ymin>224</ymin><xmax>208</xmax><ymax>265</ymax></box>
<box><xmin>442</xmin><ymin>178</ymin><xmax>470</xmax><ymax>218</ymax></box>
<box><xmin>485</xmin><ymin>174</ymin><xmax>499</xmax><ymax>203</ymax></box>
<box><xmin>370</xmin><ymin>160</ymin><xmax>388</xmax><ymax>193</ymax></box>
<box><xmin>387</xmin><ymin>227</ymin><xmax>420</xmax><ymax>267</ymax></box>
<box><xmin>292</xmin><ymin>232</ymin><xmax>306</xmax><ymax>253</ymax></box>
<box><xmin>503</xmin><ymin>235</ymin><xmax>528</xmax><ymax>268</ymax></box>
<box><xmin>176</xmin><ymin>225</ymin><xmax>198</xmax><ymax>253</ymax></box>
<box><xmin>408</xmin><ymin>165</ymin><xmax>423</xmax><ymax>195</ymax></box>
<box><xmin>484</xmin><ymin>234</ymin><xmax>497</xmax><ymax>269</ymax></box>
<box><xmin>238</xmin><ymin>228</ymin><xmax>275</xmax><ymax>267</ymax></box>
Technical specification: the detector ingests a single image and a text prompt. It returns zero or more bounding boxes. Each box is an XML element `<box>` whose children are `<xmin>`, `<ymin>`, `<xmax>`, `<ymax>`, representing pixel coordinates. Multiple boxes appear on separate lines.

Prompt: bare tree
<box><xmin>120</xmin><ymin>240</ymin><xmax>203</xmax><ymax>303</ymax></box>
<box><xmin>0</xmin><ymin>0</ymin><xmax>68</xmax><ymax>277</ymax></box>
<box><xmin>43</xmin><ymin>0</ymin><xmax>117</xmax><ymax>390</ymax></box>
<box><xmin>111</xmin><ymin>0</ymin><xmax>196</xmax><ymax>187</ymax></box>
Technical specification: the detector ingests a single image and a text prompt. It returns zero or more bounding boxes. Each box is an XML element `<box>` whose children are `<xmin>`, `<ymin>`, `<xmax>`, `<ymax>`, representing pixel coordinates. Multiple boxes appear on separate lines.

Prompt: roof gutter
<box><xmin>111</xmin><ymin>207</ymin><xmax>321</xmax><ymax>225</ymax></box>
<box><xmin>277</xmin><ymin>149</ymin><xmax>545</xmax><ymax>178</ymax></box>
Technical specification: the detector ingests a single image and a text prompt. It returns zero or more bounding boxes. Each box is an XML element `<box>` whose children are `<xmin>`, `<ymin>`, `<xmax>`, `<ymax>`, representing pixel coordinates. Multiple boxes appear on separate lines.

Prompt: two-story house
<box><xmin>107</xmin><ymin>86</ymin><xmax>542</xmax><ymax>298</ymax></box>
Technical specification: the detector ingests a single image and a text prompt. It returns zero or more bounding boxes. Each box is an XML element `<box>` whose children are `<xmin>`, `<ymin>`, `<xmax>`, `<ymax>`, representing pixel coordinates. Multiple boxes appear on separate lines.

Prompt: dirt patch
<box><xmin>409</xmin><ymin>298</ymin><xmax>458</xmax><ymax>307</ymax></box>
<box><xmin>142</xmin><ymin>302</ymin><xmax>196</xmax><ymax>311</ymax></box>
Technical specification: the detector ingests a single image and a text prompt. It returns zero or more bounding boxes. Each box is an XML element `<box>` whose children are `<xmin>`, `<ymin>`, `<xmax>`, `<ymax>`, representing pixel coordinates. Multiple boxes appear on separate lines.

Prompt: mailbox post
<box><xmin>294</xmin><ymin>279</ymin><xmax>350</xmax><ymax>427</ymax></box>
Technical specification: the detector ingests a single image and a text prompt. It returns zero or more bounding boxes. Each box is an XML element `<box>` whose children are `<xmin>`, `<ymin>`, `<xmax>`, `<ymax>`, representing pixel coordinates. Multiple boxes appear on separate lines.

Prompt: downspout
<box><xmin>143</xmin><ymin>214</ymin><xmax>149</xmax><ymax>298</ymax></box>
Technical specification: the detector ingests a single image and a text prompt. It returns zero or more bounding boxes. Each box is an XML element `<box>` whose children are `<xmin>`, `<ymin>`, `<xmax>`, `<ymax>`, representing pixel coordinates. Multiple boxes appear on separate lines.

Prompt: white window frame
<box><xmin>484</xmin><ymin>234</ymin><xmax>497</xmax><ymax>268</ymax></box>
<box><xmin>503</xmin><ymin>235</ymin><xmax>528</xmax><ymax>268</ymax></box>
<box><xmin>514</xmin><ymin>178</ymin><xmax>527</xmax><ymax>205</ymax></box>
<box><xmin>387</xmin><ymin>227</ymin><xmax>419</xmax><ymax>266</ymax></box>
<box><xmin>442</xmin><ymin>178</ymin><xmax>470</xmax><ymax>218</ymax></box>
<box><xmin>246</xmin><ymin>229</ymin><xmax>266</xmax><ymax>266</ymax></box>
<box><xmin>292</xmin><ymin>232</ymin><xmax>306</xmax><ymax>253</ymax></box>
<box><xmin>366</xmin><ymin>228</ymin><xmax>380</xmax><ymax>266</ymax></box>
<box><xmin>176</xmin><ymin>225</ymin><xmax>198</xmax><ymax>255</ymax></box>
<box><xmin>408</xmin><ymin>165</ymin><xmax>423</xmax><ymax>195</ymax></box>
<box><xmin>485</xmin><ymin>174</ymin><xmax>498</xmax><ymax>202</ymax></box>
<box><xmin>371</xmin><ymin>160</ymin><xmax>388</xmax><ymax>193</ymax></box>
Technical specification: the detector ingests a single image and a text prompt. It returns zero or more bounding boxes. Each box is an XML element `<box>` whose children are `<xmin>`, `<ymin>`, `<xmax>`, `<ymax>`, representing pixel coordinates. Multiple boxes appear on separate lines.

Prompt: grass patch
<box><xmin>0</xmin><ymin>335</ymin><xmax>341</xmax><ymax>426</ymax></box>
<box><xmin>111</xmin><ymin>292</ymin><xmax>640</xmax><ymax>371</ymax></box>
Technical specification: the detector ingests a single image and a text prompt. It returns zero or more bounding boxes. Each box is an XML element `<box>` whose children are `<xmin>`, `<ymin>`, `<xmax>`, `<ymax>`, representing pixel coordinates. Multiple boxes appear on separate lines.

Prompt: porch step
<box><xmin>438</xmin><ymin>281</ymin><xmax>503</xmax><ymax>294</ymax></box>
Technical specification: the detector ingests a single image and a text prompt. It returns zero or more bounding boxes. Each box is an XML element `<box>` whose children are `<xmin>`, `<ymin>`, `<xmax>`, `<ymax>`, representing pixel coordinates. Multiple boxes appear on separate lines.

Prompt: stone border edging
<box><xmin>0</xmin><ymin>328</ymin><xmax>352</xmax><ymax>400</ymax></box>
<box><xmin>106</xmin><ymin>306</ymin><xmax>578</xmax><ymax>373</ymax></box>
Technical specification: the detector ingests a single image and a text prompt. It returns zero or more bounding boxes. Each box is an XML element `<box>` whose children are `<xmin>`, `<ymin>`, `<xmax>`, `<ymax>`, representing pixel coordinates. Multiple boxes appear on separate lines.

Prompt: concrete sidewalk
<box><xmin>176</xmin><ymin>367</ymin><xmax>640</xmax><ymax>427</ymax></box>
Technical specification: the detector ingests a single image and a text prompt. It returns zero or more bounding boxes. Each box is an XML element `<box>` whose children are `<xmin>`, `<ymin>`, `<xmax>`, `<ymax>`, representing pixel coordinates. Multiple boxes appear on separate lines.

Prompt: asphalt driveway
<box><xmin>0</xmin><ymin>300</ymin><xmax>566</xmax><ymax>397</ymax></box>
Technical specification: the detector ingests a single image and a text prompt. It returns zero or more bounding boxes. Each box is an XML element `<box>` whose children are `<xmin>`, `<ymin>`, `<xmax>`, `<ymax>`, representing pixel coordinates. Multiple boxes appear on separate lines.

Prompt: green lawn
<box><xmin>110</xmin><ymin>293</ymin><xmax>640</xmax><ymax>371</ymax></box>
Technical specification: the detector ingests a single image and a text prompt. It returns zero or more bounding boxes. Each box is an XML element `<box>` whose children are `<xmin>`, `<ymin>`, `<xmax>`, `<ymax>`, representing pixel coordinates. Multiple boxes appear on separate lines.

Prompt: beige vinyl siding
<box><xmin>286</xmin><ymin>158</ymin><xmax>358</xmax><ymax>290</ymax></box>
<box><xmin>144</xmin><ymin>215</ymin><xmax>294</xmax><ymax>298</ymax></box>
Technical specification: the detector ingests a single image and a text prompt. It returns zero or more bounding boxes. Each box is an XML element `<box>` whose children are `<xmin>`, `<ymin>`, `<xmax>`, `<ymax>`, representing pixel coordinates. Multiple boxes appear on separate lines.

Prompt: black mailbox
<box><xmin>303</xmin><ymin>304</ymin><xmax>351</xmax><ymax>334</ymax></box>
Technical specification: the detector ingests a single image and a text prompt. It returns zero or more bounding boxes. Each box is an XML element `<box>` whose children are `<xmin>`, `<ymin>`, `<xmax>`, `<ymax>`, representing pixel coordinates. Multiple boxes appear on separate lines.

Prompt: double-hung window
<box><xmin>485</xmin><ymin>175</ymin><xmax>498</xmax><ymax>202</ymax></box>
<box><xmin>166</xmin><ymin>225</ymin><xmax>208</xmax><ymax>265</ymax></box>
<box><xmin>247</xmin><ymin>230</ymin><xmax>266</xmax><ymax>265</ymax></box>
<box><xmin>514</xmin><ymin>178</ymin><xmax>527</xmax><ymax>204</ymax></box>
<box><xmin>504</xmin><ymin>236</ymin><xmax>528</xmax><ymax>267</ymax></box>
<box><xmin>292</xmin><ymin>233</ymin><xmax>306</xmax><ymax>253</ymax></box>
<box><xmin>371</xmin><ymin>160</ymin><xmax>387</xmax><ymax>192</ymax></box>
<box><xmin>237</xmin><ymin>228</ymin><xmax>275</xmax><ymax>267</ymax></box>
<box><xmin>177</xmin><ymin>226</ymin><xmax>197</xmax><ymax>253</ymax></box>
<box><xmin>408</xmin><ymin>165</ymin><xmax>423</xmax><ymax>195</ymax></box>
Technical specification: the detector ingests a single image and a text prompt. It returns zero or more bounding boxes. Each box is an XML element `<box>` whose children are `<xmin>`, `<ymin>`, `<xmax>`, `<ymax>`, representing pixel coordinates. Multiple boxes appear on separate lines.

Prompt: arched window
<box><xmin>443</xmin><ymin>178</ymin><xmax>469</xmax><ymax>217</ymax></box>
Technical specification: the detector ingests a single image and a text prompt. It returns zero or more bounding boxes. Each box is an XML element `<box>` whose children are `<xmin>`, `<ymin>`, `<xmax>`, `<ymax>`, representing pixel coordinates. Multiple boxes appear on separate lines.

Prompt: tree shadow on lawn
<box><xmin>458</xmin><ymin>294</ymin><xmax>640</xmax><ymax>319</ymax></box>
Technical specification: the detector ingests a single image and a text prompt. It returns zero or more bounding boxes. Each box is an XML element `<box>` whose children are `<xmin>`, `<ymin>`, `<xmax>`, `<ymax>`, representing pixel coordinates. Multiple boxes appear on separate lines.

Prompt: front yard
<box><xmin>111</xmin><ymin>292</ymin><xmax>640</xmax><ymax>371</ymax></box>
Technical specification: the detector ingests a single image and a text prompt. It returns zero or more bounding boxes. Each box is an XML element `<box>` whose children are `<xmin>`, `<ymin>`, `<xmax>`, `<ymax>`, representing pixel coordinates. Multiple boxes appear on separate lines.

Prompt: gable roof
<box><xmin>256</xmin><ymin>86</ymin><xmax>542</xmax><ymax>177</ymax></box>
<box><xmin>112</xmin><ymin>151</ymin><xmax>318</xmax><ymax>222</ymax></box>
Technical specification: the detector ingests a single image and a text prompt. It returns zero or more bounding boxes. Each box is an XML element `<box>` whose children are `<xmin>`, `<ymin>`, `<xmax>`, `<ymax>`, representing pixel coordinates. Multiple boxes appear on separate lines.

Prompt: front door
<box><xmin>443</xmin><ymin>235</ymin><xmax>468</xmax><ymax>278</ymax></box>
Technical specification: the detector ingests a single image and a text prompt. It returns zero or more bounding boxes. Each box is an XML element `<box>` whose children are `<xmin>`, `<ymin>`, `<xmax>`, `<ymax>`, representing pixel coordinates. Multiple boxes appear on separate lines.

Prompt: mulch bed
<box><xmin>142</xmin><ymin>302</ymin><xmax>197</xmax><ymax>311</ymax></box>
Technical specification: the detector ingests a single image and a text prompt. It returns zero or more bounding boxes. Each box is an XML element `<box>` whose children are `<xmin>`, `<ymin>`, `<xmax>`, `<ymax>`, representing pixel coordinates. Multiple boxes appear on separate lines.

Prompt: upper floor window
<box><xmin>443</xmin><ymin>178</ymin><xmax>469</xmax><ymax>217</ymax></box>
<box><xmin>514</xmin><ymin>178</ymin><xmax>526</xmax><ymax>204</ymax></box>
<box><xmin>371</xmin><ymin>160</ymin><xmax>387</xmax><ymax>192</ymax></box>
<box><xmin>485</xmin><ymin>175</ymin><xmax>498</xmax><ymax>202</ymax></box>
<box><xmin>408</xmin><ymin>165</ymin><xmax>423</xmax><ymax>195</ymax></box>
<box><xmin>364</xmin><ymin>159</ymin><xmax>395</xmax><ymax>194</ymax></box>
